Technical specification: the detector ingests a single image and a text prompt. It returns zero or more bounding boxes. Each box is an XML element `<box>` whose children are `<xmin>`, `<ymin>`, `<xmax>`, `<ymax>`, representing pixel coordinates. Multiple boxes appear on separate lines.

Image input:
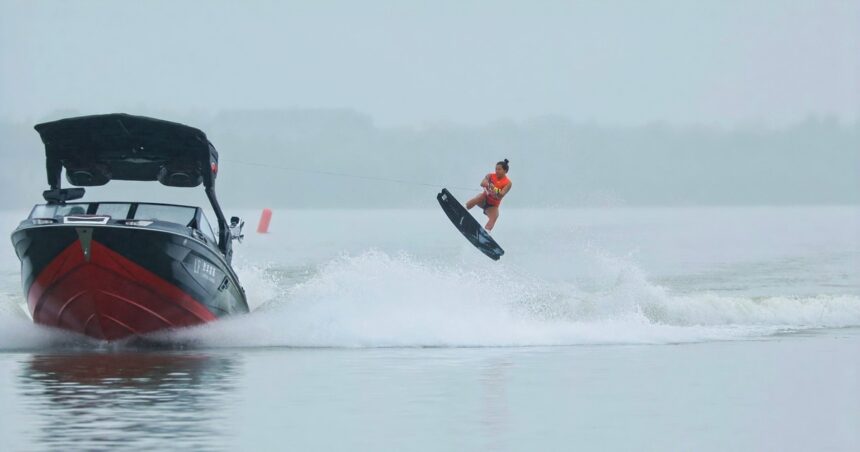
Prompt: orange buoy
<box><xmin>257</xmin><ymin>208</ymin><xmax>272</xmax><ymax>233</ymax></box>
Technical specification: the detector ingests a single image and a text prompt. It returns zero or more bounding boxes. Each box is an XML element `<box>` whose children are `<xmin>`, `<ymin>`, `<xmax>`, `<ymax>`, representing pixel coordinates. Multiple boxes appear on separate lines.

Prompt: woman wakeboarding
<box><xmin>465</xmin><ymin>159</ymin><xmax>512</xmax><ymax>232</ymax></box>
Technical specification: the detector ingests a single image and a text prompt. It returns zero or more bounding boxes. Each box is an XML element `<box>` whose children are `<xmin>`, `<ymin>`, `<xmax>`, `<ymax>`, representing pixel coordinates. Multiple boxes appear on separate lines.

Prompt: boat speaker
<box><xmin>158</xmin><ymin>164</ymin><xmax>203</xmax><ymax>187</ymax></box>
<box><xmin>65</xmin><ymin>164</ymin><xmax>111</xmax><ymax>186</ymax></box>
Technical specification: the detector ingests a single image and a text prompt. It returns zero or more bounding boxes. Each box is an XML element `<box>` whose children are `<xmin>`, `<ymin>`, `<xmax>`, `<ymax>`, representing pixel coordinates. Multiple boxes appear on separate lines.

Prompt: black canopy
<box><xmin>35</xmin><ymin>113</ymin><xmax>218</xmax><ymax>189</ymax></box>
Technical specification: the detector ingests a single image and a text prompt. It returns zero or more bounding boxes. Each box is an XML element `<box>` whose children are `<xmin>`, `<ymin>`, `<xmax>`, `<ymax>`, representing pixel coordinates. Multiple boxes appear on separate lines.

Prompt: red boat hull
<box><xmin>28</xmin><ymin>239</ymin><xmax>217</xmax><ymax>341</ymax></box>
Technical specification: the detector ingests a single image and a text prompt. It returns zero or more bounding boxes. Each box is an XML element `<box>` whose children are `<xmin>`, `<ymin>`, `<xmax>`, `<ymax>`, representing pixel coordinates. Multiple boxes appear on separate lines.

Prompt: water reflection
<box><xmin>480</xmin><ymin>358</ymin><xmax>513</xmax><ymax>452</ymax></box>
<box><xmin>18</xmin><ymin>352</ymin><xmax>241</xmax><ymax>451</ymax></box>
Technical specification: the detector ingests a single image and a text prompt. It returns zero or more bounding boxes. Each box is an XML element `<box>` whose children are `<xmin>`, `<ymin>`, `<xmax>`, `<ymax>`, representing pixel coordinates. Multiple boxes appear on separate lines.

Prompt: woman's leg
<box><xmin>484</xmin><ymin>207</ymin><xmax>500</xmax><ymax>231</ymax></box>
<box><xmin>466</xmin><ymin>192</ymin><xmax>486</xmax><ymax>210</ymax></box>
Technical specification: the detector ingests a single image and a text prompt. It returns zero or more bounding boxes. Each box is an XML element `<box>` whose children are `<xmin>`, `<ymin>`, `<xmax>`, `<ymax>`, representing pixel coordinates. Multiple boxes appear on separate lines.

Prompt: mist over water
<box><xmin>2</xmin><ymin>114</ymin><xmax>859</xmax><ymax>210</ymax></box>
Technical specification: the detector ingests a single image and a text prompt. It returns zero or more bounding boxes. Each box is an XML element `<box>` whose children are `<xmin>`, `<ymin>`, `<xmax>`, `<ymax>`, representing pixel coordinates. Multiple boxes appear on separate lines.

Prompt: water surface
<box><xmin>1</xmin><ymin>206</ymin><xmax>858</xmax><ymax>451</ymax></box>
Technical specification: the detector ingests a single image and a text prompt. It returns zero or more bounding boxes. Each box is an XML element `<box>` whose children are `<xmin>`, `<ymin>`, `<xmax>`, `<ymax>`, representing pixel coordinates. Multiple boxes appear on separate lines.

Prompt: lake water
<box><xmin>1</xmin><ymin>206</ymin><xmax>858</xmax><ymax>451</ymax></box>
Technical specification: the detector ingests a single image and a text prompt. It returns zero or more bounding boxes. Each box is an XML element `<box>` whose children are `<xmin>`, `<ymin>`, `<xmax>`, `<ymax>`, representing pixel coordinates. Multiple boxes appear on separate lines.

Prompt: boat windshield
<box><xmin>31</xmin><ymin>204</ymin><xmax>89</xmax><ymax>218</ymax></box>
<box><xmin>95</xmin><ymin>203</ymin><xmax>132</xmax><ymax>218</ymax></box>
<box><xmin>30</xmin><ymin>202</ymin><xmax>199</xmax><ymax>228</ymax></box>
<box><xmin>133</xmin><ymin>204</ymin><xmax>197</xmax><ymax>227</ymax></box>
<box><xmin>198</xmin><ymin>211</ymin><xmax>217</xmax><ymax>242</ymax></box>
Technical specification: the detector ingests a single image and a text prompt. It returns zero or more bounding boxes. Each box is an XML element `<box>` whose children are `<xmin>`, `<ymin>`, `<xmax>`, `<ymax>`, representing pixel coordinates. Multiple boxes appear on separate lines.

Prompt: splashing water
<box><xmin>152</xmin><ymin>250</ymin><xmax>860</xmax><ymax>348</ymax></box>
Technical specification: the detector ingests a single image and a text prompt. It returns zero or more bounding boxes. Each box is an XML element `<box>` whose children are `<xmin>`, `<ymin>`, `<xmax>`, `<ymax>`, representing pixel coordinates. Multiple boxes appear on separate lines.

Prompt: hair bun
<box><xmin>504</xmin><ymin>159</ymin><xmax>509</xmax><ymax>164</ymax></box>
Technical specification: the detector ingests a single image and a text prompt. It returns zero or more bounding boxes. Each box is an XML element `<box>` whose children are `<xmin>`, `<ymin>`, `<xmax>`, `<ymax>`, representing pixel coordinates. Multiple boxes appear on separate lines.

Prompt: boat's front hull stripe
<box><xmin>28</xmin><ymin>238</ymin><xmax>218</xmax><ymax>340</ymax></box>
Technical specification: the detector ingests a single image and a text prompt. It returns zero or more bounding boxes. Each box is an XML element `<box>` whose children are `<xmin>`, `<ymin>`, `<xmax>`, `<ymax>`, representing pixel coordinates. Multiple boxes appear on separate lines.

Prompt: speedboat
<box><xmin>10</xmin><ymin>113</ymin><xmax>249</xmax><ymax>340</ymax></box>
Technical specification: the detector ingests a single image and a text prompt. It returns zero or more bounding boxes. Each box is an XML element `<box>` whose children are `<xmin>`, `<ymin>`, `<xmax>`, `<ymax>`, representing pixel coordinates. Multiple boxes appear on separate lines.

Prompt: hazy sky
<box><xmin>1</xmin><ymin>0</ymin><xmax>857</xmax><ymax>127</ymax></box>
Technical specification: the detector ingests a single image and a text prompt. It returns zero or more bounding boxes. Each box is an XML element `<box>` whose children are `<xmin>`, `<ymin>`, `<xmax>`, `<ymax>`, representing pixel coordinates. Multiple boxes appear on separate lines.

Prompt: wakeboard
<box><xmin>437</xmin><ymin>188</ymin><xmax>505</xmax><ymax>260</ymax></box>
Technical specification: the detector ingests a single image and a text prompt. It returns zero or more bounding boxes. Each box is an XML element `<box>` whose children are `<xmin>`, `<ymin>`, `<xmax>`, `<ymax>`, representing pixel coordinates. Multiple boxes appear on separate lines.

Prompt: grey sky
<box><xmin>1</xmin><ymin>0</ymin><xmax>858</xmax><ymax>127</ymax></box>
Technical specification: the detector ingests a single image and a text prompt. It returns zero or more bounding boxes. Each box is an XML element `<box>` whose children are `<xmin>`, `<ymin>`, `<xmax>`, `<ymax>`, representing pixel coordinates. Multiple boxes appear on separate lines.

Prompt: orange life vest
<box><xmin>485</xmin><ymin>173</ymin><xmax>510</xmax><ymax>206</ymax></box>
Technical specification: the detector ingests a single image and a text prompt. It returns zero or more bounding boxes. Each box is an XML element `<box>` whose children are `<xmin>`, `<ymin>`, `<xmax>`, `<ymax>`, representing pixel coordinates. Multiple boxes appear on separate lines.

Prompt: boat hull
<box><xmin>11</xmin><ymin>224</ymin><xmax>248</xmax><ymax>341</ymax></box>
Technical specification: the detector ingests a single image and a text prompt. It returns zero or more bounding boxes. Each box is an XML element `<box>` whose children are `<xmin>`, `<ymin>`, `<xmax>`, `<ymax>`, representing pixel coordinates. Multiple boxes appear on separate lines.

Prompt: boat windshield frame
<box><xmin>28</xmin><ymin>201</ymin><xmax>215</xmax><ymax>239</ymax></box>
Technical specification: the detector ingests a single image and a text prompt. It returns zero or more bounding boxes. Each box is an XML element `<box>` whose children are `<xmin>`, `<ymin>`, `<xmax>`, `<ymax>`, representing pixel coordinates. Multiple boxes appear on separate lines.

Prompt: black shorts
<box><xmin>479</xmin><ymin>198</ymin><xmax>499</xmax><ymax>213</ymax></box>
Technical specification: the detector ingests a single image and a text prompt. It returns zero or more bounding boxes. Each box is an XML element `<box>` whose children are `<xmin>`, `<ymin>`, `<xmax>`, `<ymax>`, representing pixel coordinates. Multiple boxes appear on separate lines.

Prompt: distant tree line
<box><xmin>1</xmin><ymin>110</ymin><xmax>857</xmax><ymax>209</ymax></box>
